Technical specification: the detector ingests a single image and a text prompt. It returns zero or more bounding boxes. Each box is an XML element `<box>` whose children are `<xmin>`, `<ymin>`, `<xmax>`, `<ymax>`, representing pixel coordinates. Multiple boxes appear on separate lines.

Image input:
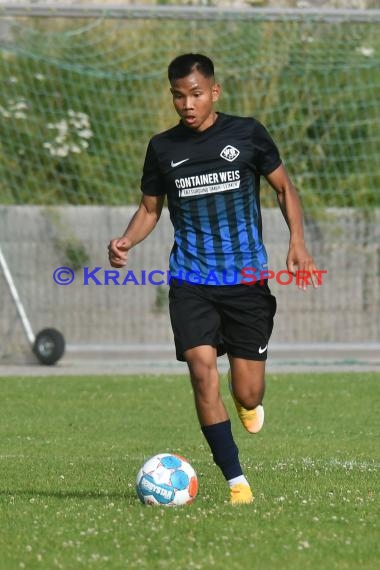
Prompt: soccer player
<box><xmin>108</xmin><ymin>53</ymin><xmax>319</xmax><ymax>505</ymax></box>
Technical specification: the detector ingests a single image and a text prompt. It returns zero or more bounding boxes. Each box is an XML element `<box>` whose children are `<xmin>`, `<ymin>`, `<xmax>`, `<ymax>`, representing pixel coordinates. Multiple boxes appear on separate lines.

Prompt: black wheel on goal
<box><xmin>33</xmin><ymin>328</ymin><xmax>65</xmax><ymax>365</ymax></box>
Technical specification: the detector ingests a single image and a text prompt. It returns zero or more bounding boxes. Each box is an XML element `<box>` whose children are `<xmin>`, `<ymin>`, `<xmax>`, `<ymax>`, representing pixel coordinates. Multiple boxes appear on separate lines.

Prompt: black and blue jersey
<box><xmin>141</xmin><ymin>112</ymin><xmax>281</xmax><ymax>285</ymax></box>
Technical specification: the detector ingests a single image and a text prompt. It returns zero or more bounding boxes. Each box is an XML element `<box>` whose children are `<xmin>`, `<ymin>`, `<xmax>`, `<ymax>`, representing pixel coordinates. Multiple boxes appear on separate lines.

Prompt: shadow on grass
<box><xmin>0</xmin><ymin>488</ymin><xmax>138</xmax><ymax>501</ymax></box>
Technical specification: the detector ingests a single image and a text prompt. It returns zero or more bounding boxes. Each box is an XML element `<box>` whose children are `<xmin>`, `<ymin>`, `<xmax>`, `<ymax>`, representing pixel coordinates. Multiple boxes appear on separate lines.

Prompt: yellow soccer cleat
<box><xmin>230</xmin><ymin>483</ymin><xmax>254</xmax><ymax>505</ymax></box>
<box><xmin>228</xmin><ymin>369</ymin><xmax>265</xmax><ymax>434</ymax></box>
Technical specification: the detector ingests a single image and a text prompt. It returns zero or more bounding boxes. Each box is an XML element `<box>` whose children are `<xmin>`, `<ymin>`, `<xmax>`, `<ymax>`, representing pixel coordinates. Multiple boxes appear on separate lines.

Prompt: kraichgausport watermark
<box><xmin>52</xmin><ymin>267</ymin><xmax>327</xmax><ymax>287</ymax></box>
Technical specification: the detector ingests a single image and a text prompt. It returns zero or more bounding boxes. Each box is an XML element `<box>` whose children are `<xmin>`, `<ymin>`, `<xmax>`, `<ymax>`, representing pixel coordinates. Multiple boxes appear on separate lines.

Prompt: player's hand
<box><xmin>287</xmin><ymin>241</ymin><xmax>319</xmax><ymax>290</ymax></box>
<box><xmin>108</xmin><ymin>236</ymin><xmax>132</xmax><ymax>268</ymax></box>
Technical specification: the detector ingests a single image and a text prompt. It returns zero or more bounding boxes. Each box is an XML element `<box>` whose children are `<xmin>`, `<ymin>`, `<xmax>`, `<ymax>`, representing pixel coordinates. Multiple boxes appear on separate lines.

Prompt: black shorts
<box><xmin>169</xmin><ymin>279</ymin><xmax>277</xmax><ymax>362</ymax></box>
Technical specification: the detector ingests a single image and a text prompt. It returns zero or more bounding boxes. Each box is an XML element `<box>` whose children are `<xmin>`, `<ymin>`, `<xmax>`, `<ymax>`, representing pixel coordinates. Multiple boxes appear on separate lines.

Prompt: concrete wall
<box><xmin>0</xmin><ymin>206</ymin><xmax>379</xmax><ymax>362</ymax></box>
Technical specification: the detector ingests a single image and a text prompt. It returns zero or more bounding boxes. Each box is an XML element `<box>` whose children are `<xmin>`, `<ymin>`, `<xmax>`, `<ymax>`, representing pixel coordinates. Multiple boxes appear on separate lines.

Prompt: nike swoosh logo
<box><xmin>258</xmin><ymin>345</ymin><xmax>268</xmax><ymax>354</ymax></box>
<box><xmin>171</xmin><ymin>158</ymin><xmax>189</xmax><ymax>168</ymax></box>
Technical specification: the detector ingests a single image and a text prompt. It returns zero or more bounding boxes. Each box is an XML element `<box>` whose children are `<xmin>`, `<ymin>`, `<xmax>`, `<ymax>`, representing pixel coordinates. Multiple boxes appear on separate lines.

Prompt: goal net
<box><xmin>0</xmin><ymin>5</ymin><xmax>379</xmax><ymax>207</ymax></box>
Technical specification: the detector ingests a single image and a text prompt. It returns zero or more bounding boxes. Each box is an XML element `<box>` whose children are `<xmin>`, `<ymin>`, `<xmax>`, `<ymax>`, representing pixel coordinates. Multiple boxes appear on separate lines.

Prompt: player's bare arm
<box><xmin>108</xmin><ymin>194</ymin><xmax>165</xmax><ymax>268</ymax></box>
<box><xmin>265</xmin><ymin>164</ymin><xmax>319</xmax><ymax>289</ymax></box>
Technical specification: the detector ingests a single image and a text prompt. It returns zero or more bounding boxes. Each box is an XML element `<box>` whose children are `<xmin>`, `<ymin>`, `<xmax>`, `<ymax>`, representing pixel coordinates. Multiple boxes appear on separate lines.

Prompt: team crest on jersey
<box><xmin>220</xmin><ymin>145</ymin><xmax>240</xmax><ymax>162</ymax></box>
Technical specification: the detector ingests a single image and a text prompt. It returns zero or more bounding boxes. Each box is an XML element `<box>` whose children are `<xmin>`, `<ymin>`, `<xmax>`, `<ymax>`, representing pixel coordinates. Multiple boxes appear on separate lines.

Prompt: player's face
<box><xmin>170</xmin><ymin>70</ymin><xmax>220</xmax><ymax>132</ymax></box>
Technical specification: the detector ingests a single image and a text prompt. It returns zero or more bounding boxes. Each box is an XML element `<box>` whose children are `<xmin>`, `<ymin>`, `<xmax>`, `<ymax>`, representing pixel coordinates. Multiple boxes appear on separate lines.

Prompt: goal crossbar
<box><xmin>0</xmin><ymin>3</ymin><xmax>380</xmax><ymax>22</ymax></box>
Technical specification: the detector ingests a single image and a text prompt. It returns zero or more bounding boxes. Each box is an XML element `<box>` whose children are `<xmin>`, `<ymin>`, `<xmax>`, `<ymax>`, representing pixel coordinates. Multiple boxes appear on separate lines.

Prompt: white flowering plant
<box><xmin>43</xmin><ymin>110</ymin><xmax>94</xmax><ymax>158</ymax></box>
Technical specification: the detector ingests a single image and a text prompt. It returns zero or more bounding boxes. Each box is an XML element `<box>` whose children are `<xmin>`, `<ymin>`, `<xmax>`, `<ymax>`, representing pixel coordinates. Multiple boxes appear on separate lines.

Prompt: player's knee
<box><xmin>235</xmin><ymin>386</ymin><xmax>264</xmax><ymax>410</ymax></box>
<box><xmin>188</xmin><ymin>361</ymin><xmax>219</xmax><ymax>399</ymax></box>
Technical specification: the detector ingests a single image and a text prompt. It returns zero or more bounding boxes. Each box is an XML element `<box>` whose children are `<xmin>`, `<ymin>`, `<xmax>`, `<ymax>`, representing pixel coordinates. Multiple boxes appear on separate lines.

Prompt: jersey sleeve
<box><xmin>140</xmin><ymin>139</ymin><xmax>166</xmax><ymax>196</ymax></box>
<box><xmin>252</xmin><ymin>121</ymin><xmax>282</xmax><ymax>176</ymax></box>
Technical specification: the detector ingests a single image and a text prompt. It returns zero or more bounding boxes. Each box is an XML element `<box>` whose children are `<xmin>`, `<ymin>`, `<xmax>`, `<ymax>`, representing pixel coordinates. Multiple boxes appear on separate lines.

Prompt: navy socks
<box><xmin>201</xmin><ymin>419</ymin><xmax>243</xmax><ymax>481</ymax></box>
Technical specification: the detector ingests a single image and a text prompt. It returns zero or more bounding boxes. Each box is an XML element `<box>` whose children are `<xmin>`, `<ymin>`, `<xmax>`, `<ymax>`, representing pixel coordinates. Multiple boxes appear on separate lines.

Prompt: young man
<box><xmin>108</xmin><ymin>53</ymin><xmax>319</xmax><ymax>505</ymax></box>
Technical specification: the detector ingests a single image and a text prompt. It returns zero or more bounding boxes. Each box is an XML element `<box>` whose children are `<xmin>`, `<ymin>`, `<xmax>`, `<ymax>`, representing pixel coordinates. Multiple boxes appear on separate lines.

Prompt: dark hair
<box><xmin>168</xmin><ymin>53</ymin><xmax>215</xmax><ymax>82</ymax></box>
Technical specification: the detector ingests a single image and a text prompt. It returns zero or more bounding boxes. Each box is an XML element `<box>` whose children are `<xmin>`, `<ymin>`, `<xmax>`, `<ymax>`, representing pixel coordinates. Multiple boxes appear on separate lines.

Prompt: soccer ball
<box><xmin>136</xmin><ymin>453</ymin><xmax>198</xmax><ymax>506</ymax></box>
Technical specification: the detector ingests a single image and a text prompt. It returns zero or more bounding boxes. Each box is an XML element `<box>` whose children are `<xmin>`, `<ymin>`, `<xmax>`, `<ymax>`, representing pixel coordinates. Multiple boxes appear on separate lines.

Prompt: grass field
<box><xmin>0</xmin><ymin>372</ymin><xmax>378</xmax><ymax>570</ymax></box>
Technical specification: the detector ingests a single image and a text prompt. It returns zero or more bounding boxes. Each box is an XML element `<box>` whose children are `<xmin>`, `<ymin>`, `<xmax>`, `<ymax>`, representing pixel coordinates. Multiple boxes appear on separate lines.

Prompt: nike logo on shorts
<box><xmin>171</xmin><ymin>158</ymin><xmax>189</xmax><ymax>168</ymax></box>
<box><xmin>258</xmin><ymin>344</ymin><xmax>268</xmax><ymax>354</ymax></box>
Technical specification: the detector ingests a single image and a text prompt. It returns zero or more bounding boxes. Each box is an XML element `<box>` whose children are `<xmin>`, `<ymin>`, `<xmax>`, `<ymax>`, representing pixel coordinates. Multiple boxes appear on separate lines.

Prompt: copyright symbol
<box><xmin>53</xmin><ymin>267</ymin><xmax>74</xmax><ymax>285</ymax></box>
